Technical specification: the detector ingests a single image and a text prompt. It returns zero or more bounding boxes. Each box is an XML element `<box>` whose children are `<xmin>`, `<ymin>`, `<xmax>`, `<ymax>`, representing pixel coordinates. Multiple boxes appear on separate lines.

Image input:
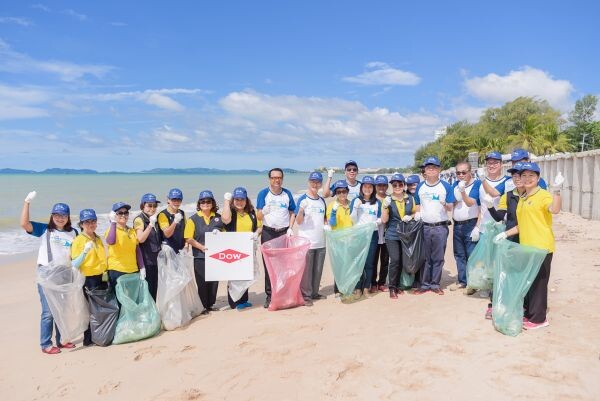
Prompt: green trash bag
<box><xmin>113</xmin><ymin>273</ymin><xmax>161</xmax><ymax>344</ymax></box>
<box><xmin>466</xmin><ymin>221</ymin><xmax>505</xmax><ymax>290</ymax></box>
<box><xmin>492</xmin><ymin>240</ymin><xmax>547</xmax><ymax>337</ymax></box>
<box><xmin>325</xmin><ymin>222</ymin><xmax>376</xmax><ymax>296</ymax></box>
<box><xmin>399</xmin><ymin>269</ymin><xmax>415</xmax><ymax>290</ymax></box>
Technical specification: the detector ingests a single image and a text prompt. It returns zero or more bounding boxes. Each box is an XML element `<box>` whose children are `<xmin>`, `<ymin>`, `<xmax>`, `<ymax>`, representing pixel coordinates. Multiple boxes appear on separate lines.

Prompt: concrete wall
<box><xmin>533</xmin><ymin>149</ymin><xmax>600</xmax><ymax>220</ymax></box>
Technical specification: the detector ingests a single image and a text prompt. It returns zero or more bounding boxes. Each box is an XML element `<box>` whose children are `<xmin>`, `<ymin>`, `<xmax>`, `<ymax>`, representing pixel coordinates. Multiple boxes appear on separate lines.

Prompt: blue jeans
<box><xmin>37</xmin><ymin>284</ymin><xmax>61</xmax><ymax>349</ymax></box>
<box><xmin>452</xmin><ymin>220</ymin><xmax>478</xmax><ymax>286</ymax></box>
<box><xmin>356</xmin><ymin>231</ymin><xmax>379</xmax><ymax>291</ymax></box>
<box><xmin>421</xmin><ymin>225</ymin><xmax>449</xmax><ymax>290</ymax></box>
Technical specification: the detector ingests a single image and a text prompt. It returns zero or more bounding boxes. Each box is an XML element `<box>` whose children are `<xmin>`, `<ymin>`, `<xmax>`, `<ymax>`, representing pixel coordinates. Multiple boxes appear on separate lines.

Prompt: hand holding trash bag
<box><xmin>173</xmin><ymin>212</ymin><xmax>183</xmax><ymax>224</ymax></box>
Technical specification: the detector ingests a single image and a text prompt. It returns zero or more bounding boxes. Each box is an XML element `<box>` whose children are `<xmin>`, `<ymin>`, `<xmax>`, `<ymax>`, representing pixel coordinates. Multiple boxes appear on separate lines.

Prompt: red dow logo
<box><xmin>209</xmin><ymin>249</ymin><xmax>249</xmax><ymax>264</ymax></box>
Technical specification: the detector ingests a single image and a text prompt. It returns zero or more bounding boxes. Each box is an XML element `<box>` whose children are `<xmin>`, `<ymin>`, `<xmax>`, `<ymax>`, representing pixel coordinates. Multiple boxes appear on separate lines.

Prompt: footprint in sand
<box><xmin>97</xmin><ymin>381</ymin><xmax>121</xmax><ymax>395</ymax></box>
<box><xmin>335</xmin><ymin>360</ymin><xmax>363</xmax><ymax>381</ymax></box>
<box><xmin>179</xmin><ymin>388</ymin><xmax>204</xmax><ymax>400</ymax></box>
<box><xmin>133</xmin><ymin>345</ymin><xmax>167</xmax><ymax>361</ymax></box>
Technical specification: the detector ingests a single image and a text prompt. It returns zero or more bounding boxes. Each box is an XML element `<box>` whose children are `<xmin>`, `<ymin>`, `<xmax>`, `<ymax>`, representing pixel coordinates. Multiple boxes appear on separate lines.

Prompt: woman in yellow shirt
<box><xmin>71</xmin><ymin>209</ymin><xmax>108</xmax><ymax>346</ymax></box>
<box><xmin>325</xmin><ymin>180</ymin><xmax>353</xmax><ymax>296</ymax></box>
<box><xmin>495</xmin><ymin>162</ymin><xmax>563</xmax><ymax>330</ymax></box>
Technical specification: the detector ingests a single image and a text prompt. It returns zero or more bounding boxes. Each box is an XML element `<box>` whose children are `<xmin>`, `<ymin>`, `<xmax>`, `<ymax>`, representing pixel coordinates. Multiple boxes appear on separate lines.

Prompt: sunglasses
<box><xmin>346</xmin><ymin>168</ymin><xmax>358</xmax><ymax>172</ymax></box>
<box><xmin>269</xmin><ymin>176</ymin><xmax>283</xmax><ymax>180</ymax></box>
<box><xmin>456</xmin><ymin>170</ymin><xmax>469</xmax><ymax>175</ymax></box>
<box><xmin>199</xmin><ymin>200</ymin><xmax>213</xmax><ymax>204</ymax></box>
<box><xmin>145</xmin><ymin>203</ymin><xmax>158</xmax><ymax>208</ymax></box>
<box><xmin>116</xmin><ymin>211</ymin><xmax>129</xmax><ymax>216</ymax></box>
<box><xmin>391</xmin><ymin>183</ymin><xmax>404</xmax><ymax>187</ymax></box>
<box><xmin>335</xmin><ymin>189</ymin><xmax>349</xmax><ymax>195</ymax></box>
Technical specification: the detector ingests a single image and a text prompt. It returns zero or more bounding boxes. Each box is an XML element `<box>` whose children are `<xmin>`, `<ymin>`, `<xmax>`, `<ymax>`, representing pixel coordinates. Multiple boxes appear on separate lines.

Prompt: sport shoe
<box><xmin>58</xmin><ymin>342</ymin><xmax>76</xmax><ymax>349</ymax></box>
<box><xmin>523</xmin><ymin>320</ymin><xmax>549</xmax><ymax>330</ymax></box>
<box><xmin>464</xmin><ymin>288</ymin><xmax>477</xmax><ymax>296</ymax></box>
<box><xmin>389</xmin><ymin>289</ymin><xmax>398</xmax><ymax>299</ymax></box>
<box><xmin>369</xmin><ymin>286</ymin><xmax>379</xmax><ymax>294</ymax></box>
<box><xmin>304</xmin><ymin>299</ymin><xmax>314</xmax><ymax>307</ymax></box>
<box><xmin>263</xmin><ymin>299</ymin><xmax>271</xmax><ymax>308</ymax></box>
<box><xmin>41</xmin><ymin>346</ymin><xmax>61</xmax><ymax>355</ymax></box>
<box><xmin>485</xmin><ymin>307</ymin><xmax>493</xmax><ymax>320</ymax></box>
<box><xmin>312</xmin><ymin>294</ymin><xmax>326</xmax><ymax>300</ymax></box>
<box><xmin>378</xmin><ymin>285</ymin><xmax>388</xmax><ymax>292</ymax></box>
<box><xmin>448</xmin><ymin>283</ymin><xmax>465</xmax><ymax>291</ymax></box>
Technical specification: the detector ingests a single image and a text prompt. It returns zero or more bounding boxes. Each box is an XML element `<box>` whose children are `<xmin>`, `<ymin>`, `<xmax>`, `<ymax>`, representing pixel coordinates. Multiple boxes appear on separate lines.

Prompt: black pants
<box><xmin>524</xmin><ymin>253</ymin><xmax>553</xmax><ymax>323</ymax></box>
<box><xmin>372</xmin><ymin>242</ymin><xmax>389</xmax><ymax>286</ymax></box>
<box><xmin>260</xmin><ymin>226</ymin><xmax>288</xmax><ymax>301</ymax></box>
<box><xmin>193</xmin><ymin>258</ymin><xmax>219</xmax><ymax>310</ymax></box>
<box><xmin>145</xmin><ymin>264</ymin><xmax>158</xmax><ymax>301</ymax></box>
<box><xmin>385</xmin><ymin>239</ymin><xmax>403</xmax><ymax>290</ymax></box>
<box><xmin>228</xmin><ymin>290</ymin><xmax>249</xmax><ymax>309</ymax></box>
<box><xmin>83</xmin><ymin>275</ymin><xmax>104</xmax><ymax>345</ymax></box>
<box><xmin>107</xmin><ymin>270</ymin><xmax>127</xmax><ymax>290</ymax></box>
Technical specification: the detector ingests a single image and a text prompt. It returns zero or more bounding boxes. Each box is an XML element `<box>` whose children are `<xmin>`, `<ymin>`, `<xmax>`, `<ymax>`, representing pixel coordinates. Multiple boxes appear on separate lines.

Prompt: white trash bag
<box><xmin>227</xmin><ymin>241</ymin><xmax>259</xmax><ymax>304</ymax></box>
<box><xmin>178</xmin><ymin>249</ymin><xmax>204</xmax><ymax>318</ymax></box>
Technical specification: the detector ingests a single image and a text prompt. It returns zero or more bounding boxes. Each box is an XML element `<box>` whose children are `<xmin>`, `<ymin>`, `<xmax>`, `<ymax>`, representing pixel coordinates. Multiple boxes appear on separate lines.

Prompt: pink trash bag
<box><xmin>261</xmin><ymin>235</ymin><xmax>310</xmax><ymax>311</ymax></box>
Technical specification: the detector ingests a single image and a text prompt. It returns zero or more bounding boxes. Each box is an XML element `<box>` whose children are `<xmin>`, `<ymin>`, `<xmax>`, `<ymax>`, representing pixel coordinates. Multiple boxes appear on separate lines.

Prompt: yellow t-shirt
<box><xmin>497</xmin><ymin>193</ymin><xmax>508</xmax><ymax>211</ymax></box>
<box><xmin>516</xmin><ymin>188</ymin><xmax>554</xmax><ymax>253</ymax></box>
<box><xmin>71</xmin><ymin>234</ymin><xmax>107</xmax><ymax>277</ymax></box>
<box><xmin>234</xmin><ymin>213</ymin><xmax>263</xmax><ymax>232</ymax></box>
<box><xmin>157</xmin><ymin>212</ymin><xmax>171</xmax><ymax>230</ymax></box>
<box><xmin>133</xmin><ymin>215</ymin><xmax>146</xmax><ymax>231</ymax></box>
<box><xmin>326</xmin><ymin>202</ymin><xmax>352</xmax><ymax>230</ymax></box>
<box><xmin>104</xmin><ymin>226</ymin><xmax>139</xmax><ymax>273</ymax></box>
<box><xmin>388</xmin><ymin>194</ymin><xmax>415</xmax><ymax>218</ymax></box>
<box><xmin>183</xmin><ymin>212</ymin><xmax>217</xmax><ymax>240</ymax></box>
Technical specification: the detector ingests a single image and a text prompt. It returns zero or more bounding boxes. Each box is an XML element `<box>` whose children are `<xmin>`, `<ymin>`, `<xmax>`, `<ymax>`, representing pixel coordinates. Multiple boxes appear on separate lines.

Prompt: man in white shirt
<box><xmin>322</xmin><ymin>160</ymin><xmax>361</xmax><ymax>199</ymax></box>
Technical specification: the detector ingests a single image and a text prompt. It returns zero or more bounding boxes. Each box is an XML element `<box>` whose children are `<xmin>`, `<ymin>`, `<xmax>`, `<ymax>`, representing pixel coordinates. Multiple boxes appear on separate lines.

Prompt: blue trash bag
<box><xmin>466</xmin><ymin>221</ymin><xmax>505</xmax><ymax>290</ymax></box>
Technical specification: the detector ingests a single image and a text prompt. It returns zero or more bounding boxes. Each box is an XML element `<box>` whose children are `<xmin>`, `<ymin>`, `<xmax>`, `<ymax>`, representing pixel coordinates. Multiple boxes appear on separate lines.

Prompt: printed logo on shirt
<box><xmin>209</xmin><ymin>249</ymin><xmax>249</xmax><ymax>264</ymax></box>
<box><xmin>432</xmin><ymin>194</ymin><xmax>440</xmax><ymax>201</ymax></box>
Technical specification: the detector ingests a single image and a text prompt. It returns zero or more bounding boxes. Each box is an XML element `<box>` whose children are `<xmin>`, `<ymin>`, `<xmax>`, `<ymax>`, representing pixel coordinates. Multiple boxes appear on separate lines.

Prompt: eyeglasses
<box><xmin>335</xmin><ymin>189</ymin><xmax>349</xmax><ymax>195</ymax></box>
<box><xmin>269</xmin><ymin>176</ymin><xmax>283</xmax><ymax>180</ymax></box>
<box><xmin>391</xmin><ymin>183</ymin><xmax>404</xmax><ymax>187</ymax></box>
<box><xmin>346</xmin><ymin>168</ymin><xmax>358</xmax><ymax>172</ymax></box>
<box><xmin>145</xmin><ymin>203</ymin><xmax>158</xmax><ymax>208</ymax></box>
<box><xmin>199</xmin><ymin>200</ymin><xmax>212</xmax><ymax>204</ymax></box>
<box><xmin>456</xmin><ymin>170</ymin><xmax>469</xmax><ymax>175</ymax></box>
<box><xmin>116</xmin><ymin>211</ymin><xmax>129</xmax><ymax>216</ymax></box>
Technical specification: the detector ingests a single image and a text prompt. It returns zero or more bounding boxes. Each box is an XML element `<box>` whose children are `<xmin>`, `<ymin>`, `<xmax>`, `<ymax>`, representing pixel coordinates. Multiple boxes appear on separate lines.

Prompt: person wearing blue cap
<box><xmin>71</xmin><ymin>209</ymin><xmax>107</xmax><ymax>345</ymax></box>
<box><xmin>157</xmin><ymin>188</ymin><xmax>186</xmax><ymax>252</ymax></box>
<box><xmin>494</xmin><ymin>163</ymin><xmax>563</xmax><ymax>330</ymax></box>
<box><xmin>295</xmin><ymin>172</ymin><xmax>328</xmax><ymax>305</ymax></box>
<box><xmin>184</xmin><ymin>190</ymin><xmax>225</xmax><ymax>314</ymax></box>
<box><xmin>406</xmin><ymin>174</ymin><xmax>420</xmax><ymax>196</ymax></box>
<box><xmin>381</xmin><ymin>173</ymin><xmax>416</xmax><ymax>298</ymax></box>
<box><xmin>372</xmin><ymin>175</ymin><xmax>390</xmax><ymax>292</ymax></box>
<box><xmin>322</xmin><ymin>160</ymin><xmax>361</xmax><ymax>199</ymax></box>
<box><xmin>133</xmin><ymin>193</ymin><xmax>162</xmax><ymax>300</ymax></box>
<box><xmin>476</xmin><ymin>151</ymin><xmax>510</xmax><ymax>238</ymax></box>
<box><xmin>326</xmin><ymin>179</ymin><xmax>353</xmax><ymax>296</ymax></box>
<box><xmin>449</xmin><ymin>161</ymin><xmax>482</xmax><ymax>293</ymax></box>
<box><xmin>221</xmin><ymin>187</ymin><xmax>262</xmax><ymax>310</ymax></box>
<box><xmin>105</xmin><ymin>202</ymin><xmax>146</xmax><ymax>290</ymax></box>
<box><xmin>349</xmin><ymin>175</ymin><xmax>382</xmax><ymax>298</ymax></box>
<box><xmin>256</xmin><ymin>168</ymin><xmax>297</xmax><ymax>308</ymax></box>
<box><xmin>20</xmin><ymin>191</ymin><xmax>78</xmax><ymax>354</ymax></box>
<box><xmin>504</xmin><ymin>149</ymin><xmax>547</xmax><ymax>192</ymax></box>
<box><xmin>413</xmin><ymin>156</ymin><xmax>455</xmax><ymax>295</ymax></box>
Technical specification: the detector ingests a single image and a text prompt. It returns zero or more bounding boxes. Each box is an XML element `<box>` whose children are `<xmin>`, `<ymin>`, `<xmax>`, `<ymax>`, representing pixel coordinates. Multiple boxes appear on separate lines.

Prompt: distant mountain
<box><xmin>0</xmin><ymin>167</ymin><xmax>303</xmax><ymax>174</ymax></box>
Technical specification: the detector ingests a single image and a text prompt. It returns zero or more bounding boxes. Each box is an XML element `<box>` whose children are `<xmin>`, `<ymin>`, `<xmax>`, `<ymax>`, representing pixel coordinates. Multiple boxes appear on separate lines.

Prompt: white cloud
<box><xmin>343</xmin><ymin>62</ymin><xmax>421</xmax><ymax>86</ymax></box>
<box><xmin>88</xmin><ymin>88</ymin><xmax>204</xmax><ymax>111</ymax></box>
<box><xmin>62</xmin><ymin>9</ymin><xmax>87</xmax><ymax>21</ymax></box>
<box><xmin>0</xmin><ymin>17</ymin><xmax>33</xmax><ymax>26</ymax></box>
<box><xmin>464</xmin><ymin>66</ymin><xmax>574</xmax><ymax>110</ymax></box>
<box><xmin>0</xmin><ymin>38</ymin><xmax>113</xmax><ymax>81</ymax></box>
<box><xmin>0</xmin><ymin>84</ymin><xmax>50</xmax><ymax>120</ymax></box>
<box><xmin>30</xmin><ymin>4</ymin><xmax>51</xmax><ymax>12</ymax></box>
<box><xmin>152</xmin><ymin>125</ymin><xmax>191</xmax><ymax>145</ymax></box>
<box><xmin>444</xmin><ymin>106</ymin><xmax>486</xmax><ymax>123</ymax></box>
<box><xmin>145</xmin><ymin>93</ymin><xmax>184</xmax><ymax>111</ymax></box>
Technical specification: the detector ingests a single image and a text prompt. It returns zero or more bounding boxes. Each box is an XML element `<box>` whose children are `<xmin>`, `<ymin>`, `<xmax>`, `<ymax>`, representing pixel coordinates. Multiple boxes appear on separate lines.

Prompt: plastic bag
<box><xmin>179</xmin><ymin>249</ymin><xmax>204</xmax><ymax>318</ymax></box>
<box><xmin>466</xmin><ymin>221</ymin><xmax>505</xmax><ymax>290</ymax></box>
<box><xmin>400</xmin><ymin>269</ymin><xmax>415</xmax><ymax>289</ymax></box>
<box><xmin>492</xmin><ymin>240</ymin><xmax>547</xmax><ymax>336</ymax></box>
<box><xmin>37</xmin><ymin>263</ymin><xmax>89</xmax><ymax>343</ymax></box>
<box><xmin>85</xmin><ymin>284</ymin><xmax>119</xmax><ymax>346</ymax></box>
<box><xmin>397</xmin><ymin>220</ymin><xmax>425</xmax><ymax>274</ymax></box>
<box><xmin>324</xmin><ymin>223</ymin><xmax>376</xmax><ymax>296</ymax></box>
<box><xmin>228</xmin><ymin>241</ymin><xmax>260</xmax><ymax>303</ymax></box>
<box><xmin>113</xmin><ymin>273</ymin><xmax>161</xmax><ymax>344</ymax></box>
<box><xmin>157</xmin><ymin>245</ymin><xmax>195</xmax><ymax>330</ymax></box>
<box><xmin>260</xmin><ymin>235</ymin><xmax>310</xmax><ymax>311</ymax></box>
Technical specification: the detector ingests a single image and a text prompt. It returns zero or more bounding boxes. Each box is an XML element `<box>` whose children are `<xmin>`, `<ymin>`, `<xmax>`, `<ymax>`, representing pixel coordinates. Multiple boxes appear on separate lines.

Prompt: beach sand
<box><xmin>1</xmin><ymin>212</ymin><xmax>599</xmax><ymax>401</ymax></box>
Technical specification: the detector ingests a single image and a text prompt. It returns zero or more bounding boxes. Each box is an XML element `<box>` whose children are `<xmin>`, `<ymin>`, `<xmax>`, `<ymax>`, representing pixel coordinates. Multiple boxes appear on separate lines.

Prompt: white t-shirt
<box><xmin>479</xmin><ymin>176</ymin><xmax>509</xmax><ymax>232</ymax></box>
<box><xmin>295</xmin><ymin>194</ymin><xmax>326</xmax><ymax>249</ymax></box>
<box><xmin>452</xmin><ymin>180</ymin><xmax>482</xmax><ymax>221</ymax></box>
<box><xmin>350</xmin><ymin>197</ymin><xmax>381</xmax><ymax>230</ymax></box>
<box><xmin>256</xmin><ymin>187</ymin><xmax>296</xmax><ymax>230</ymax></box>
<box><xmin>37</xmin><ymin>229</ymin><xmax>77</xmax><ymax>266</ymax></box>
<box><xmin>414</xmin><ymin>180</ymin><xmax>455</xmax><ymax>224</ymax></box>
<box><xmin>330</xmin><ymin>179</ymin><xmax>361</xmax><ymax>200</ymax></box>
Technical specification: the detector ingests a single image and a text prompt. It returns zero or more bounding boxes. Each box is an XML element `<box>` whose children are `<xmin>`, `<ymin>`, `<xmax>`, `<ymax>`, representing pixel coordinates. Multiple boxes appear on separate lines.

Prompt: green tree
<box><xmin>567</xmin><ymin>94</ymin><xmax>598</xmax><ymax>150</ymax></box>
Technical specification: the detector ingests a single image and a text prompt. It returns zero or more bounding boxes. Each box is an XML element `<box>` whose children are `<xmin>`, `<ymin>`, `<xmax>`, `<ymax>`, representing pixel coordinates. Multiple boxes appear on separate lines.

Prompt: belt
<box><xmin>263</xmin><ymin>225</ymin><xmax>288</xmax><ymax>233</ymax></box>
<box><xmin>423</xmin><ymin>221</ymin><xmax>451</xmax><ymax>227</ymax></box>
<box><xmin>452</xmin><ymin>218</ymin><xmax>477</xmax><ymax>226</ymax></box>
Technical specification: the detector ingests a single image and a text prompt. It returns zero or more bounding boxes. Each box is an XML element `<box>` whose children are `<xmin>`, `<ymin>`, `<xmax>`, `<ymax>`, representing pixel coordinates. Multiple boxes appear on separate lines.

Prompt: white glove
<box><xmin>251</xmin><ymin>232</ymin><xmax>259</xmax><ymax>241</ymax></box>
<box><xmin>476</xmin><ymin>167</ymin><xmax>486</xmax><ymax>180</ymax></box>
<box><xmin>24</xmin><ymin>191</ymin><xmax>37</xmax><ymax>203</ymax></box>
<box><xmin>286</xmin><ymin>228</ymin><xmax>293</xmax><ymax>237</ymax></box>
<box><xmin>458</xmin><ymin>180</ymin><xmax>466</xmax><ymax>193</ymax></box>
<box><xmin>83</xmin><ymin>241</ymin><xmax>94</xmax><ymax>253</ymax></box>
<box><xmin>332</xmin><ymin>202</ymin><xmax>339</xmax><ymax>212</ymax></box>
<box><xmin>327</xmin><ymin>169</ymin><xmax>335</xmax><ymax>178</ymax></box>
<box><xmin>224</xmin><ymin>192</ymin><xmax>232</xmax><ymax>201</ymax></box>
<box><xmin>402</xmin><ymin>215</ymin><xmax>413</xmax><ymax>222</ymax></box>
<box><xmin>470</xmin><ymin>226</ymin><xmax>480</xmax><ymax>242</ymax></box>
<box><xmin>212</xmin><ymin>229</ymin><xmax>219</xmax><ymax>235</ymax></box>
<box><xmin>481</xmin><ymin>192</ymin><xmax>494</xmax><ymax>208</ymax></box>
<box><xmin>262</xmin><ymin>204</ymin><xmax>271</xmax><ymax>215</ymax></box>
<box><xmin>299</xmin><ymin>199</ymin><xmax>308</xmax><ymax>211</ymax></box>
<box><xmin>551</xmin><ymin>172</ymin><xmax>564</xmax><ymax>192</ymax></box>
<box><xmin>414</xmin><ymin>212</ymin><xmax>421</xmax><ymax>221</ymax></box>
<box><xmin>173</xmin><ymin>212</ymin><xmax>183</xmax><ymax>224</ymax></box>
<box><xmin>375</xmin><ymin>218</ymin><xmax>382</xmax><ymax>225</ymax></box>
<box><xmin>324</xmin><ymin>225</ymin><xmax>332</xmax><ymax>231</ymax></box>
<box><xmin>109</xmin><ymin>211</ymin><xmax>117</xmax><ymax>223</ymax></box>
<box><xmin>139</xmin><ymin>268</ymin><xmax>146</xmax><ymax>280</ymax></box>
<box><xmin>383</xmin><ymin>196</ymin><xmax>392</xmax><ymax>208</ymax></box>
<box><xmin>149</xmin><ymin>214</ymin><xmax>158</xmax><ymax>226</ymax></box>
<box><xmin>494</xmin><ymin>232</ymin><xmax>507</xmax><ymax>243</ymax></box>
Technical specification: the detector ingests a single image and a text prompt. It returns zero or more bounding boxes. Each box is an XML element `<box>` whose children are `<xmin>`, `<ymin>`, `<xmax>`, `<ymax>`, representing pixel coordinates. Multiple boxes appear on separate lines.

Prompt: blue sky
<box><xmin>0</xmin><ymin>1</ymin><xmax>599</xmax><ymax>171</ymax></box>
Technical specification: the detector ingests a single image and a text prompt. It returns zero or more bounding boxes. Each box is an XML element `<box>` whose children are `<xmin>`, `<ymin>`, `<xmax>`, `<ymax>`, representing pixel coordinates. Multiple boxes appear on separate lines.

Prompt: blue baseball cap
<box><xmin>507</xmin><ymin>161</ymin><xmax>525</xmax><ymax>174</ymax></box>
<box><xmin>140</xmin><ymin>193</ymin><xmax>160</xmax><ymax>204</ymax></box>
<box><xmin>511</xmin><ymin>148</ymin><xmax>529</xmax><ymax>162</ymax></box>
<box><xmin>390</xmin><ymin>173</ymin><xmax>405</xmax><ymax>183</ymax></box>
<box><xmin>344</xmin><ymin>160</ymin><xmax>358</xmax><ymax>169</ymax></box>
<box><xmin>51</xmin><ymin>203</ymin><xmax>70</xmax><ymax>215</ymax></box>
<box><xmin>519</xmin><ymin>162</ymin><xmax>540</xmax><ymax>174</ymax></box>
<box><xmin>112</xmin><ymin>202</ymin><xmax>131</xmax><ymax>212</ymax></box>
<box><xmin>332</xmin><ymin>180</ymin><xmax>349</xmax><ymax>192</ymax></box>
<box><xmin>308</xmin><ymin>171</ymin><xmax>323</xmax><ymax>182</ymax></box>
<box><xmin>361</xmin><ymin>175</ymin><xmax>375</xmax><ymax>186</ymax></box>
<box><xmin>168</xmin><ymin>188</ymin><xmax>183</xmax><ymax>200</ymax></box>
<box><xmin>79</xmin><ymin>209</ymin><xmax>97</xmax><ymax>222</ymax></box>
<box><xmin>198</xmin><ymin>190</ymin><xmax>214</xmax><ymax>200</ymax></box>
<box><xmin>375</xmin><ymin>175</ymin><xmax>389</xmax><ymax>185</ymax></box>
<box><xmin>422</xmin><ymin>156</ymin><xmax>441</xmax><ymax>167</ymax></box>
<box><xmin>485</xmin><ymin>151</ymin><xmax>502</xmax><ymax>161</ymax></box>
<box><xmin>406</xmin><ymin>175</ymin><xmax>420</xmax><ymax>185</ymax></box>
<box><xmin>232</xmin><ymin>187</ymin><xmax>247</xmax><ymax>199</ymax></box>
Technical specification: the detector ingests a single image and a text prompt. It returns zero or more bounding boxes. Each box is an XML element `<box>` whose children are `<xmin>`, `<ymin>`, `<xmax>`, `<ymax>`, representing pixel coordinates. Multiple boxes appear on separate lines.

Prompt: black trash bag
<box><xmin>397</xmin><ymin>220</ymin><xmax>425</xmax><ymax>275</ymax></box>
<box><xmin>85</xmin><ymin>284</ymin><xmax>119</xmax><ymax>346</ymax></box>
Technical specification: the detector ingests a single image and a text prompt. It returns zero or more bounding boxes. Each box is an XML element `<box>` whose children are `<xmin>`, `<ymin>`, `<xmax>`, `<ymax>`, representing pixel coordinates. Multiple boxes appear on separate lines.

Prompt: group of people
<box><xmin>21</xmin><ymin>149</ymin><xmax>562</xmax><ymax>355</ymax></box>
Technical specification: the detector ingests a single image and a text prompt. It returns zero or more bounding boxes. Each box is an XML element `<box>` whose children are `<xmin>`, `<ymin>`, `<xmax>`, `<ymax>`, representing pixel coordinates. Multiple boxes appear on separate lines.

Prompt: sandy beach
<box><xmin>1</xmin><ymin>212</ymin><xmax>599</xmax><ymax>401</ymax></box>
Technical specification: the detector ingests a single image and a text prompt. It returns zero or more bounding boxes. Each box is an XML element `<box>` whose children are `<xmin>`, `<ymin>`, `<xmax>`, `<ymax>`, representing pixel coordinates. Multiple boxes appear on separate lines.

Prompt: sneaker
<box><xmin>485</xmin><ymin>307</ymin><xmax>493</xmax><ymax>320</ymax></box>
<box><xmin>464</xmin><ymin>288</ymin><xmax>477</xmax><ymax>296</ymax></box>
<box><xmin>312</xmin><ymin>294</ymin><xmax>326</xmax><ymax>300</ymax></box>
<box><xmin>389</xmin><ymin>289</ymin><xmax>398</xmax><ymax>299</ymax></box>
<box><xmin>58</xmin><ymin>342</ymin><xmax>76</xmax><ymax>349</ymax></box>
<box><xmin>378</xmin><ymin>285</ymin><xmax>388</xmax><ymax>292</ymax></box>
<box><xmin>41</xmin><ymin>346</ymin><xmax>61</xmax><ymax>355</ymax></box>
<box><xmin>448</xmin><ymin>283</ymin><xmax>465</xmax><ymax>291</ymax></box>
<box><xmin>263</xmin><ymin>298</ymin><xmax>270</xmax><ymax>308</ymax></box>
<box><xmin>523</xmin><ymin>320</ymin><xmax>549</xmax><ymax>330</ymax></box>
<box><xmin>369</xmin><ymin>286</ymin><xmax>379</xmax><ymax>294</ymax></box>
<box><xmin>431</xmin><ymin>288</ymin><xmax>444</xmax><ymax>295</ymax></box>
<box><xmin>412</xmin><ymin>288</ymin><xmax>428</xmax><ymax>295</ymax></box>
<box><xmin>304</xmin><ymin>299</ymin><xmax>314</xmax><ymax>307</ymax></box>
<box><xmin>236</xmin><ymin>302</ymin><xmax>252</xmax><ymax>310</ymax></box>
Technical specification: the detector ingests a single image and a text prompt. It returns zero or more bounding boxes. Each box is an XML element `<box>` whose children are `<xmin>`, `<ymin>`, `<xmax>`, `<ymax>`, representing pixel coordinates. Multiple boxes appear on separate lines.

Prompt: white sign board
<box><xmin>205</xmin><ymin>232</ymin><xmax>254</xmax><ymax>281</ymax></box>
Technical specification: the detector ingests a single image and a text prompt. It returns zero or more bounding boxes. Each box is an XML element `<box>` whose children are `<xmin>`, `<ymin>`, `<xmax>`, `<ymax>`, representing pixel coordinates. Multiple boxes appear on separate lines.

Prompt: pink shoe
<box><xmin>523</xmin><ymin>317</ymin><xmax>529</xmax><ymax>323</ymax></box>
<box><xmin>523</xmin><ymin>320</ymin><xmax>549</xmax><ymax>330</ymax></box>
<box><xmin>485</xmin><ymin>307</ymin><xmax>492</xmax><ymax>320</ymax></box>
